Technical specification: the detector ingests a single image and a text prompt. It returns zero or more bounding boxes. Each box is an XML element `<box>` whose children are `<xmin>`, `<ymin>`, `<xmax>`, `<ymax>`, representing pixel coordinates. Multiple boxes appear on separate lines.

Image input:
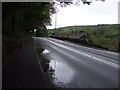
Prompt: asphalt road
<box><xmin>36</xmin><ymin>37</ymin><xmax>119</xmax><ymax>88</ymax></box>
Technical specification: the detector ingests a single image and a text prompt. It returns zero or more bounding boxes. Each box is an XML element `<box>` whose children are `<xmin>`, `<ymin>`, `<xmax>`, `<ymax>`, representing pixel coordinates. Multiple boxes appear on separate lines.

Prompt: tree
<box><xmin>35</xmin><ymin>25</ymin><xmax>48</xmax><ymax>37</ymax></box>
<box><xmin>2</xmin><ymin>2</ymin><xmax>55</xmax><ymax>57</ymax></box>
<box><xmin>2</xmin><ymin>1</ymin><xmax>106</xmax><ymax>56</ymax></box>
<box><xmin>22</xmin><ymin>2</ymin><xmax>55</xmax><ymax>33</ymax></box>
<box><xmin>54</xmin><ymin>0</ymin><xmax>105</xmax><ymax>6</ymax></box>
<box><xmin>3</xmin><ymin>2</ymin><xmax>55</xmax><ymax>36</ymax></box>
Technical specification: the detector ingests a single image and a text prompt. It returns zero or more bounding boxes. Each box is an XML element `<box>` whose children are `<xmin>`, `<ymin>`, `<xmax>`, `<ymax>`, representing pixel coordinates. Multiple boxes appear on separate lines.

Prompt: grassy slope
<box><xmin>49</xmin><ymin>24</ymin><xmax>120</xmax><ymax>52</ymax></box>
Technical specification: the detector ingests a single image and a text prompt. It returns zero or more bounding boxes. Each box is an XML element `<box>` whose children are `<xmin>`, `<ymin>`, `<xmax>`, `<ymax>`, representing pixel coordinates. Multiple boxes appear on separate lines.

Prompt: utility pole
<box><xmin>55</xmin><ymin>12</ymin><xmax>57</xmax><ymax>30</ymax></box>
<box><xmin>20</xmin><ymin>2</ymin><xmax>23</xmax><ymax>48</ymax></box>
<box><xmin>118</xmin><ymin>1</ymin><xmax>120</xmax><ymax>24</ymax></box>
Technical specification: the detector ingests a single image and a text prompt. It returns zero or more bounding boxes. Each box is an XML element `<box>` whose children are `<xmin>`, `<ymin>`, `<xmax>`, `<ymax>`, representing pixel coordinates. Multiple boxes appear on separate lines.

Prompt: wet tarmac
<box><xmin>37</xmin><ymin>37</ymin><xmax>118</xmax><ymax>88</ymax></box>
<box><xmin>42</xmin><ymin>49</ymin><xmax>75</xmax><ymax>87</ymax></box>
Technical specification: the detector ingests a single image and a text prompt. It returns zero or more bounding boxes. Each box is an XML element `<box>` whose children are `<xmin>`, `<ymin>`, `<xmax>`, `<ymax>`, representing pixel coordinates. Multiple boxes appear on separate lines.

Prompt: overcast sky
<box><xmin>47</xmin><ymin>0</ymin><xmax>119</xmax><ymax>29</ymax></box>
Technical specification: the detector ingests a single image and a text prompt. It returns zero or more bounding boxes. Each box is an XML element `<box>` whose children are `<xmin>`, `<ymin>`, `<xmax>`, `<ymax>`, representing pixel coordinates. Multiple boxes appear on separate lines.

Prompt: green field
<box><xmin>48</xmin><ymin>24</ymin><xmax>120</xmax><ymax>52</ymax></box>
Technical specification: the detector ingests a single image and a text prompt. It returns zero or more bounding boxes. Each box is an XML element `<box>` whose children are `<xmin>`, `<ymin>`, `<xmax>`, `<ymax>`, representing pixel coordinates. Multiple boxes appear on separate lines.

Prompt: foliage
<box><xmin>2</xmin><ymin>2</ymin><xmax>55</xmax><ymax>57</ymax></box>
<box><xmin>35</xmin><ymin>25</ymin><xmax>48</xmax><ymax>37</ymax></box>
<box><xmin>3</xmin><ymin>2</ymin><xmax>55</xmax><ymax>37</ymax></box>
<box><xmin>49</xmin><ymin>24</ymin><xmax>119</xmax><ymax>51</ymax></box>
<box><xmin>35</xmin><ymin>41</ymin><xmax>49</xmax><ymax>72</ymax></box>
<box><xmin>54</xmin><ymin>0</ymin><xmax>105</xmax><ymax>6</ymax></box>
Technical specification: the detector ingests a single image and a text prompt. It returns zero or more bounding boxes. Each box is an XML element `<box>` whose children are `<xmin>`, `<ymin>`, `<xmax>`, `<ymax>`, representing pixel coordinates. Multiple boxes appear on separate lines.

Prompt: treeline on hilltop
<box><xmin>49</xmin><ymin>24</ymin><xmax>120</xmax><ymax>52</ymax></box>
<box><xmin>2</xmin><ymin>2</ymin><xmax>55</xmax><ymax>61</ymax></box>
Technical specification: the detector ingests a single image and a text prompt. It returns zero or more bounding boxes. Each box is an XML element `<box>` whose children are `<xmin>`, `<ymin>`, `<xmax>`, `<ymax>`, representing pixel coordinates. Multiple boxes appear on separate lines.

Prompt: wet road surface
<box><xmin>36</xmin><ymin>37</ymin><xmax>119</xmax><ymax>88</ymax></box>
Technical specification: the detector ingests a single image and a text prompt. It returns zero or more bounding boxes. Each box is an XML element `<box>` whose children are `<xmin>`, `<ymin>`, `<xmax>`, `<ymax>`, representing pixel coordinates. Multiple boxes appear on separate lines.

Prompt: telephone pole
<box><xmin>55</xmin><ymin>12</ymin><xmax>57</xmax><ymax>30</ymax></box>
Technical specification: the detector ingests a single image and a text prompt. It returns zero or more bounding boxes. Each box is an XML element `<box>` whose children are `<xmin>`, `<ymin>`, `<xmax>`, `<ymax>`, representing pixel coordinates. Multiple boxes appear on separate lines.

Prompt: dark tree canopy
<box><xmin>2</xmin><ymin>1</ymin><xmax>106</xmax><ymax>56</ymax></box>
<box><xmin>2</xmin><ymin>2</ymin><xmax>55</xmax><ymax>56</ymax></box>
<box><xmin>55</xmin><ymin>0</ymin><xmax>105</xmax><ymax>6</ymax></box>
<box><xmin>3</xmin><ymin>1</ymin><xmax>106</xmax><ymax>37</ymax></box>
<box><xmin>3</xmin><ymin>2</ymin><xmax>55</xmax><ymax>37</ymax></box>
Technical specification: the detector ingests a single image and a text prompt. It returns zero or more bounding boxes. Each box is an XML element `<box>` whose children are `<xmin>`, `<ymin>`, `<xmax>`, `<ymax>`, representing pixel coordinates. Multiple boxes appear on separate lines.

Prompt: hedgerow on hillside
<box><xmin>49</xmin><ymin>24</ymin><xmax>120</xmax><ymax>52</ymax></box>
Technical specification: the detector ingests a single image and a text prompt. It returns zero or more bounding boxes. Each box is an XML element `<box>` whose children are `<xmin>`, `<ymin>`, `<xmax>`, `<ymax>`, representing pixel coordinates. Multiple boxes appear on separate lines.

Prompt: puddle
<box><xmin>41</xmin><ymin>49</ymin><xmax>75</xmax><ymax>87</ymax></box>
<box><xmin>49</xmin><ymin>60</ymin><xmax>75</xmax><ymax>86</ymax></box>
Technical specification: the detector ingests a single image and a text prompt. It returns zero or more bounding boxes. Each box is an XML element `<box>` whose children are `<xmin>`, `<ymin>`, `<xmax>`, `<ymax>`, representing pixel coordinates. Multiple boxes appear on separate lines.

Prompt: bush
<box><xmin>36</xmin><ymin>26</ymin><xmax>48</xmax><ymax>37</ymax></box>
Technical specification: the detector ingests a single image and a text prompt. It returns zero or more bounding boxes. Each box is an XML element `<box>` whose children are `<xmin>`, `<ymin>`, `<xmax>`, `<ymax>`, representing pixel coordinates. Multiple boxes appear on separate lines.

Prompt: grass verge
<box><xmin>35</xmin><ymin>40</ymin><xmax>58</xmax><ymax>88</ymax></box>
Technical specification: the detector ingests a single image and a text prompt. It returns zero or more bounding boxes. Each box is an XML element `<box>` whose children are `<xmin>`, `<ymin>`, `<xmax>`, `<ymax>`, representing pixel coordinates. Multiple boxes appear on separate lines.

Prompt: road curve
<box><xmin>36</xmin><ymin>37</ymin><xmax>119</xmax><ymax>88</ymax></box>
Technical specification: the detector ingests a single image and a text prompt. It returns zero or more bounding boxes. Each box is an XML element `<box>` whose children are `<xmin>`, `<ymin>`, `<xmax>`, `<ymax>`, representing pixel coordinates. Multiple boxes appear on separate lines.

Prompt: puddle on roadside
<box><xmin>41</xmin><ymin>49</ymin><xmax>75</xmax><ymax>87</ymax></box>
<box><xmin>48</xmin><ymin>60</ymin><xmax>75</xmax><ymax>87</ymax></box>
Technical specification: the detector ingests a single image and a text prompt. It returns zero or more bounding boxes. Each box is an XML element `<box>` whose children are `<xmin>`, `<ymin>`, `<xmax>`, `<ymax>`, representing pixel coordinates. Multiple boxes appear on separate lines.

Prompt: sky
<box><xmin>47</xmin><ymin>0</ymin><xmax>119</xmax><ymax>29</ymax></box>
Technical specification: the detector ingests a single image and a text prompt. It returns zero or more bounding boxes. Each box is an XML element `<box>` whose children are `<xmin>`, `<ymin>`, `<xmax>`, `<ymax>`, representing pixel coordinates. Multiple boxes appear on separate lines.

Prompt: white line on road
<box><xmin>42</xmin><ymin>38</ymin><xmax>119</xmax><ymax>68</ymax></box>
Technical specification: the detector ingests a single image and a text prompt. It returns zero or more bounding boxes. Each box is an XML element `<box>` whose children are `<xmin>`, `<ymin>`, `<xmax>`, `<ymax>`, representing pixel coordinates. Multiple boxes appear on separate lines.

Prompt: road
<box><xmin>36</xmin><ymin>37</ymin><xmax>119</xmax><ymax>88</ymax></box>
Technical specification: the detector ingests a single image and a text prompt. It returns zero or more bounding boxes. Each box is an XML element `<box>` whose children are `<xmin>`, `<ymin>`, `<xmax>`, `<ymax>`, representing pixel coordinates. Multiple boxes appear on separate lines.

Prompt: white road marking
<box><xmin>42</xmin><ymin>38</ymin><xmax>119</xmax><ymax>68</ymax></box>
<box><xmin>49</xmin><ymin>38</ymin><xmax>118</xmax><ymax>56</ymax></box>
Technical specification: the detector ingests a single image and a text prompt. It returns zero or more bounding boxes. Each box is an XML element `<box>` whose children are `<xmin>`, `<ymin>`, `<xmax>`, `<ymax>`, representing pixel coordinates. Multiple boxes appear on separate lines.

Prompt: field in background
<box><xmin>48</xmin><ymin>24</ymin><xmax>120</xmax><ymax>52</ymax></box>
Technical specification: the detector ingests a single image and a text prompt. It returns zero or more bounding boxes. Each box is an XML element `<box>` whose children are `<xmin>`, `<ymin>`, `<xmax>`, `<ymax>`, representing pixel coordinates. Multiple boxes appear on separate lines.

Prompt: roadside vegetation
<box><xmin>35</xmin><ymin>40</ymin><xmax>57</xmax><ymax>88</ymax></box>
<box><xmin>2</xmin><ymin>2</ymin><xmax>55</xmax><ymax>64</ymax></box>
<box><xmin>35</xmin><ymin>41</ymin><xmax>49</xmax><ymax>72</ymax></box>
<box><xmin>49</xmin><ymin>24</ymin><xmax>120</xmax><ymax>52</ymax></box>
<box><xmin>35</xmin><ymin>26</ymin><xmax>48</xmax><ymax>37</ymax></box>
<box><xmin>2</xmin><ymin>1</ymin><xmax>108</xmax><ymax>63</ymax></box>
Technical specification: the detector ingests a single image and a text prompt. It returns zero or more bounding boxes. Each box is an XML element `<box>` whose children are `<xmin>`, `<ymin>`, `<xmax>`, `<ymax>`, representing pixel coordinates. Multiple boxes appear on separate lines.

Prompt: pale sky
<box><xmin>47</xmin><ymin>0</ymin><xmax>119</xmax><ymax>29</ymax></box>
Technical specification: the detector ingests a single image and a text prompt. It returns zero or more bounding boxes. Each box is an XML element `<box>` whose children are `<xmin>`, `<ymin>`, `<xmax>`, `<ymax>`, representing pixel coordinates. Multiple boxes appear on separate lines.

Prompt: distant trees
<box><xmin>49</xmin><ymin>24</ymin><xmax>119</xmax><ymax>52</ymax></box>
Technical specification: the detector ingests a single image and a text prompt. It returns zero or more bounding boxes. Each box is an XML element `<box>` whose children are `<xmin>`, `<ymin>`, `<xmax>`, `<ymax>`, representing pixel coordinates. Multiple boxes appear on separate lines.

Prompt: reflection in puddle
<box><xmin>41</xmin><ymin>49</ymin><xmax>74</xmax><ymax>87</ymax></box>
<box><xmin>49</xmin><ymin>60</ymin><xmax>74</xmax><ymax>86</ymax></box>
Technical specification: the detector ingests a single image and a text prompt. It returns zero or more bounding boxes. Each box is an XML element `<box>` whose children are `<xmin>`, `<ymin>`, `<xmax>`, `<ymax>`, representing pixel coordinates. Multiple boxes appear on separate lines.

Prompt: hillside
<box><xmin>48</xmin><ymin>24</ymin><xmax>120</xmax><ymax>52</ymax></box>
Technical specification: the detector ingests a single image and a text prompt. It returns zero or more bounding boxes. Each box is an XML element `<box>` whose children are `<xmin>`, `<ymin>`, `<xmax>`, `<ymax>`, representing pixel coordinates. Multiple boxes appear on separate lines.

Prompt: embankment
<box><xmin>50</xmin><ymin>36</ymin><xmax>109</xmax><ymax>51</ymax></box>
